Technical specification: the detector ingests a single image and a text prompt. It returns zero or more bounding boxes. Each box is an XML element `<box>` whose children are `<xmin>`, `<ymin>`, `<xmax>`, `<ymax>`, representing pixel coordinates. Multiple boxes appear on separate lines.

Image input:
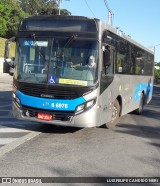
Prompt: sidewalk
<box><xmin>0</xmin><ymin>57</ymin><xmax>13</xmax><ymax>91</ymax></box>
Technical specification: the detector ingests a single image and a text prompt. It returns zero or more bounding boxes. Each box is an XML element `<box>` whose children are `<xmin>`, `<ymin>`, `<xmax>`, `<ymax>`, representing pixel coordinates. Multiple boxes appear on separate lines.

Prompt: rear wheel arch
<box><xmin>117</xmin><ymin>95</ymin><xmax>122</xmax><ymax>116</ymax></box>
<box><xmin>134</xmin><ymin>92</ymin><xmax>145</xmax><ymax>115</ymax></box>
<box><xmin>142</xmin><ymin>90</ymin><xmax>146</xmax><ymax>104</ymax></box>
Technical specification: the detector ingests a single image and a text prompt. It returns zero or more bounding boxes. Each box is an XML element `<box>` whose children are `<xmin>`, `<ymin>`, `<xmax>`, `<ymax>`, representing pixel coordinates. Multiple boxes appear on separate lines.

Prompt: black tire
<box><xmin>105</xmin><ymin>99</ymin><xmax>120</xmax><ymax>129</ymax></box>
<box><xmin>134</xmin><ymin>93</ymin><xmax>144</xmax><ymax>115</ymax></box>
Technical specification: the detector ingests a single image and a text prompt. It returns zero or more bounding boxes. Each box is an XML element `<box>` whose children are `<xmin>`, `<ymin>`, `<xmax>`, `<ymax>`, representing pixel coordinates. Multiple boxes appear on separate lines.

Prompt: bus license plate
<box><xmin>37</xmin><ymin>113</ymin><xmax>53</xmax><ymax>121</ymax></box>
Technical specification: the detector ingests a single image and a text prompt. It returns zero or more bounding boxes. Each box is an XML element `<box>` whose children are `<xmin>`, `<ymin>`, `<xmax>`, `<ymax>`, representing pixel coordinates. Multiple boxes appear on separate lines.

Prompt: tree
<box><xmin>0</xmin><ymin>0</ymin><xmax>28</xmax><ymax>38</ymax></box>
<box><xmin>0</xmin><ymin>0</ymin><xmax>71</xmax><ymax>38</ymax></box>
<box><xmin>154</xmin><ymin>69</ymin><xmax>160</xmax><ymax>83</ymax></box>
<box><xmin>0</xmin><ymin>5</ymin><xmax>7</xmax><ymax>37</ymax></box>
<box><xmin>40</xmin><ymin>8</ymin><xmax>71</xmax><ymax>15</ymax></box>
<box><xmin>18</xmin><ymin>0</ymin><xmax>71</xmax><ymax>15</ymax></box>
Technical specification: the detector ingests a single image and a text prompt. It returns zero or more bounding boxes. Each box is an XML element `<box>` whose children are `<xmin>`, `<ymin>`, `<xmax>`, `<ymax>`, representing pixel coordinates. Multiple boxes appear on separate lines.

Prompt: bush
<box><xmin>154</xmin><ymin>69</ymin><xmax>160</xmax><ymax>83</ymax></box>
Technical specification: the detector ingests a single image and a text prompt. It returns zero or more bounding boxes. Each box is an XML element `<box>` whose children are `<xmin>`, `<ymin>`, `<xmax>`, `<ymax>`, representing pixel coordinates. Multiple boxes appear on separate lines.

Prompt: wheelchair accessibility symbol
<box><xmin>48</xmin><ymin>75</ymin><xmax>57</xmax><ymax>84</ymax></box>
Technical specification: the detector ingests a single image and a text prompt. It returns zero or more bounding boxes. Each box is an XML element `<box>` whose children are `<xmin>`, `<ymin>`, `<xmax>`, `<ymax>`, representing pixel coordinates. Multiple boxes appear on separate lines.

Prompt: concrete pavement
<box><xmin>0</xmin><ymin>57</ymin><xmax>13</xmax><ymax>91</ymax></box>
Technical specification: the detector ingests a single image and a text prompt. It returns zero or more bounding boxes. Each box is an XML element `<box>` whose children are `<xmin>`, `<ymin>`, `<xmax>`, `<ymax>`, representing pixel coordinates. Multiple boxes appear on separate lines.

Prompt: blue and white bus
<box><xmin>8</xmin><ymin>15</ymin><xmax>154</xmax><ymax>128</ymax></box>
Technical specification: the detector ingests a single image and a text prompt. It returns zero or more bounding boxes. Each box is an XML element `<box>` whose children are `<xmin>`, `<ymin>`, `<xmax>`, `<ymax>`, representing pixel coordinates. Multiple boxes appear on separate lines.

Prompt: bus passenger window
<box><xmin>103</xmin><ymin>45</ymin><xmax>114</xmax><ymax>75</ymax></box>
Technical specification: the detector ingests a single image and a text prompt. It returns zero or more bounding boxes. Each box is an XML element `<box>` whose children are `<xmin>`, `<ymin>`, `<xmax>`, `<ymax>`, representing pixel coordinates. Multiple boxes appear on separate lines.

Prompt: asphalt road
<box><xmin>0</xmin><ymin>71</ymin><xmax>160</xmax><ymax>185</ymax></box>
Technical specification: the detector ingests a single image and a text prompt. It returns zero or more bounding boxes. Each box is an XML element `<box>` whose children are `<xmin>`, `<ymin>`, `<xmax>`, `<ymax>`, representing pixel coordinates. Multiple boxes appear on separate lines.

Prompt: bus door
<box><xmin>100</xmin><ymin>44</ymin><xmax>115</xmax><ymax>124</ymax></box>
<box><xmin>101</xmin><ymin>44</ymin><xmax>115</xmax><ymax>88</ymax></box>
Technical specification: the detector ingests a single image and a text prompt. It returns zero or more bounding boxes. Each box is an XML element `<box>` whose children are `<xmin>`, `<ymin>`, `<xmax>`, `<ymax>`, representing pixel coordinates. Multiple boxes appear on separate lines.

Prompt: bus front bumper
<box><xmin>12</xmin><ymin>101</ymin><xmax>100</xmax><ymax>128</ymax></box>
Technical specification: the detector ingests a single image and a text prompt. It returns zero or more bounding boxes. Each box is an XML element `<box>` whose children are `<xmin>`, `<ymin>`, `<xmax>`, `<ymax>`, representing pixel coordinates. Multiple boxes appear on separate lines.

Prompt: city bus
<box><xmin>6</xmin><ymin>15</ymin><xmax>154</xmax><ymax>128</ymax></box>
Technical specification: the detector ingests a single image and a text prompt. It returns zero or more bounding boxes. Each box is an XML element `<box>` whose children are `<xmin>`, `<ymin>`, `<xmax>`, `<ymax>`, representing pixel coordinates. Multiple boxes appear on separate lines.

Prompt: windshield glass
<box><xmin>14</xmin><ymin>37</ymin><xmax>98</xmax><ymax>86</ymax></box>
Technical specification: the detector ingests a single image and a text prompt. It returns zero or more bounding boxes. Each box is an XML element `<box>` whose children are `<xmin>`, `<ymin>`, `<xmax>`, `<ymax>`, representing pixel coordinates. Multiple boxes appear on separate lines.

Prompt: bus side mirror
<box><xmin>4</xmin><ymin>37</ymin><xmax>15</xmax><ymax>59</ymax></box>
<box><xmin>4</xmin><ymin>41</ymin><xmax>10</xmax><ymax>59</ymax></box>
<box><xmin>5</xmin><ymin>58</ymin><xmax>15</xmax><ymax>68</ymax></box>
<box><xmin>11</xmin><ymin>57</ymin><xmax>15</xmax><ymax>68</ymax></box>
<box><xmin>3</xmin><ymin>36</ymin><xmax>15</xmax><ymax>73</ymax></box>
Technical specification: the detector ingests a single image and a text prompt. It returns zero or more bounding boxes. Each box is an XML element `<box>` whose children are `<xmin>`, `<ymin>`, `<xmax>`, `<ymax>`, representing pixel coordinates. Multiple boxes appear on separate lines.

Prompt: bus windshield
<box><xmin>14</xmin><ymin>37</ymin><xmax>98</xmax><ymax>86</ymax></box>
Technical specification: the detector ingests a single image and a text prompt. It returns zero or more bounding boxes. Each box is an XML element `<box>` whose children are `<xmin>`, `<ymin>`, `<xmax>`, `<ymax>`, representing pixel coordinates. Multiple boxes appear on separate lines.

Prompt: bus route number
<box><xmin>51</xmin><ymin>103</ymin><xmax>68</xmax><ymax>109</ymax></box>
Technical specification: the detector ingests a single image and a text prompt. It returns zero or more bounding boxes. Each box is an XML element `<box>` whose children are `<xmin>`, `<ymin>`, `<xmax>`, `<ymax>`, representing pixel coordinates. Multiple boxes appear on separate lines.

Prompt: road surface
<box><xmin>0</xmin><ymin>70</ymin><xmax>160</xmax><ymax>185</ymax></box>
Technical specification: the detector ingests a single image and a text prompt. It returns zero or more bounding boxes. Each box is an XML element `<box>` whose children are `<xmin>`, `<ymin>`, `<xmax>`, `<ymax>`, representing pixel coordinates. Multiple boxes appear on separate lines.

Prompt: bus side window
<box><xmin>103</xmin><ymin>45</ymin><xmax>114</xmax><ymax>75</ymax></box>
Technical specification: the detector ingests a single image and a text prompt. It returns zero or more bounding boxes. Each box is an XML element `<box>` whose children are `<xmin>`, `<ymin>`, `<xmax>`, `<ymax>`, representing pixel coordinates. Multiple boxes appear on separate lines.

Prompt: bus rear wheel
<box><xmin>105</xmin><ymin>100</ymin><xmax>120</xmax><ymax>129</ymax></box>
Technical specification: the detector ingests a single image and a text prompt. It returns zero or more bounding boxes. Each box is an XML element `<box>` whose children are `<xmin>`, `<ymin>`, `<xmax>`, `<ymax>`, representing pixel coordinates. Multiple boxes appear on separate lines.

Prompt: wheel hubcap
<box><xmin>112</xmin><ymin>106</ymin><xmax>118</xmax><ymax>121</ymax></box>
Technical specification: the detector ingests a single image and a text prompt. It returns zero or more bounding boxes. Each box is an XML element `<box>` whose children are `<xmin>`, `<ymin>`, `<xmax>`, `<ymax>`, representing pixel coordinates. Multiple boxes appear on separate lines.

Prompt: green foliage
<box><xmin>8</xmin><ymin>9</ymin><xmax>29</xmax><ymax>37</ymax></box>
<box><xmin>0</xmin><ymin>0</ymin><xmax>29</xmax><ymax>38</ymax></box>
<box><xmin>19</xmin><ymin>0</ymin><xmax>71</xmax><ymax>15</ymax></box>
<box><xmin>0</xmin><ymin>0</ymin><xmax>71</xmax><ymax>38</ymax></box>
<box><xmin>154</xmin><ymin>69</ymin><xmax>160</xmax><ymax>83</ymax></box>
<box><xmin>0</xmin><ymin>17</ymin><xmax>7</xmax><ymax>37</ymax></box>
<box><xmin>0</xmin><ymin>4</ymin><xmax>7</xmax><ymax>37</ymax></box>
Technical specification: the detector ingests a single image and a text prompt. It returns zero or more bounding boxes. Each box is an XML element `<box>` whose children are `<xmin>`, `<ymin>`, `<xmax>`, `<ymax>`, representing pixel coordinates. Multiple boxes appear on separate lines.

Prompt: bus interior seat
<box><xmin>23</xmin><ymin>64</ymin><xmax>34</xmax><ymax>73</ymax></box>
<box><xmin>41</xmin><ymin>68</ymin><xmax>47</xmax><ymax>74</ymax></box>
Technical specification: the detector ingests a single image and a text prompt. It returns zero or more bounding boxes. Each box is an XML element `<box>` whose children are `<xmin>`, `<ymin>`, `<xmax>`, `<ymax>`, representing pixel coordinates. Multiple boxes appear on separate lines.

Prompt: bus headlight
<box><xmin>76</xmin><ymin>104</ymin><xmax>85</xmax><ymax>113</ymax></box>
<box><xmin>75</xmin><ymin>98</ymin><xmax>96</xmax><ymax>114</ymax></box>
<box><xmin>15</xmin><ymin>96</ymin><xmax>21</xmax><ymax>105</ymax></box>
<box><xmin>14</xmin><ymin>95</ymin><xmax>21</xmax><ymax>108</ymax></box>
<box><xmin>13</xmin><ymin>93</ymin><xmax>16</xmax><ymax>99</ymax></box>
<box><xmin>86</xmin><ymin>99</ymin><xmax>95</xmax><ymax>108</ymax></box>
<box><xmin>12</xmin><ymin>89</ymin><xmax>21</xmax><ymax>108</ymax></box>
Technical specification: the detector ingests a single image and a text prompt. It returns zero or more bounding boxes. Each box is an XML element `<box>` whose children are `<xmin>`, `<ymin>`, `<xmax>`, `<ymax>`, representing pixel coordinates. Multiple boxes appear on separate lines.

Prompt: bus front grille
<box><xmin>21</xmin><ymin>106</ymin><xmax>73</xmax><ymax>122</ymax></box>
<box><xmin>16</xmin><ymin>82</ymin><xmax>77</xmax><ymax>99</ymax></box>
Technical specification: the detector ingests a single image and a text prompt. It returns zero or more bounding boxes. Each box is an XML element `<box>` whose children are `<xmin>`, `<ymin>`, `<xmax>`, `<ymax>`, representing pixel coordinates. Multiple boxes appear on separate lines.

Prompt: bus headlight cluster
<box><xmin>13</xmin><ymin>86</ymin><xmax>21</xmax><ymax>108</ymax></box>
<box><xmin>13</xmin><ymin>93</ymin><xmax>21</xmax><ymax>108</ymax></box>
<box><xmin>75</xmin><ymin>98</ymin><xmax>96</xmax><ymax>114</ymax></box>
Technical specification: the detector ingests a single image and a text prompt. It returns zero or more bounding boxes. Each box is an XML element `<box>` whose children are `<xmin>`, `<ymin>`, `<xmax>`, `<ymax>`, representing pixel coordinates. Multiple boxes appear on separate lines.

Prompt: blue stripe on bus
<box><xmin>17</xmin><ymin>91</ymin><xmax>86</xmax><ymax>111</ymax></box>
<box><xmin>134</xmin><ymin>83</ymin><xmax>153</xmax><ymax>102</ymax></box>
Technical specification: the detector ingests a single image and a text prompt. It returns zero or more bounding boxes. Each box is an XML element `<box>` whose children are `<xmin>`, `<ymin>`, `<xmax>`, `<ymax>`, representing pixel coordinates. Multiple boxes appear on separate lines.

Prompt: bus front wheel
<box><xmin>105</xmin><ymin>100</ymin><xmax>120</xmax><ymax>129</ymax></box>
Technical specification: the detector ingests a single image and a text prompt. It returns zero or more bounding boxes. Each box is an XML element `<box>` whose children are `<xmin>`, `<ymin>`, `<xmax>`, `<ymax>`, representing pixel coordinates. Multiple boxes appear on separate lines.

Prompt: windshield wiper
<box><xmin>32</xmin><ymin>34</ymin><xmax>45</xmax><ymax>60</ymax></box>
<box><xmin>64</xmin><ymin>34</ymin><xmax>78</xmax><ymax>48</ymax></box>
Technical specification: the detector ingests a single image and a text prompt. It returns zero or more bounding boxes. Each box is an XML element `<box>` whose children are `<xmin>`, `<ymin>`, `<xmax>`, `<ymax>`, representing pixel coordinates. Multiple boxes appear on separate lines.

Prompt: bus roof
<box><xmin>19</xmin><ymin>15</ymin><xmax>154</xmax><ymax>55</ymax></box>
<box><xmin>19</xmin><ymin>15</ymin><xmax>99</xmax><ymax>33</ymax></box>
<box><xmin>103</xmin><ymin>22</ymin><xmax>154</xmax><ymax>55</ymax></box>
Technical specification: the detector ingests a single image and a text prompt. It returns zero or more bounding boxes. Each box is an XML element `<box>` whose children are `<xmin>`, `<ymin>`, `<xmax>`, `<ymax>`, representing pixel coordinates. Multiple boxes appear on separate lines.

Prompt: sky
<box><xmin>62</xmin><ymin>0</ymin><xmax>160</xmax><ymax>62</ymax></box>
